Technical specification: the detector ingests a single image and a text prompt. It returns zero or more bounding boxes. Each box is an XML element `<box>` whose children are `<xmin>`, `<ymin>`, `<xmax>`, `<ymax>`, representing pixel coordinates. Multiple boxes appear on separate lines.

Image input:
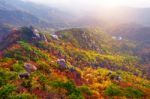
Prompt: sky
<box><xmin>23</xmin><ymin>0</ymin><xmax>150</xmax><ymax>8</ymax></box>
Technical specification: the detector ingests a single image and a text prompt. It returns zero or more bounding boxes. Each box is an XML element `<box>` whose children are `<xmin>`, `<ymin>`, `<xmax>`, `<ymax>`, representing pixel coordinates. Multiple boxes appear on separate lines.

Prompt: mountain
<box><xmin>0</xmin><ymin>0</ymin><xmax>150</xmax><ymax>98</ymax></box>
<box><xmin>0</xmin><ymin>26</ymin><xmax>150</xmax><ymax>98</ymax></box>
<box><xmin>0</xmin><ymin>0</ymin><xmax>75</xmax><ymax>28</ymax></box>
<box><xmin>0</xmin><ymin>0</ymin><xmax>51</xmax><ymax>28</ymax></box>
<box><xmin>106</xmin><ymin>23</ymin><xmax>150</xmax><ymax>63</ymax></box>
<box><xmin>0</xmin><ymin>9</ymin><xmax>51</xmax><ymax>28</ymax></box>
<box><xmin>56</xmin><ymin>28</ymin><xmax>137</xmax><ymax>55</ymax></box>
<box><xmin>0</xmin><ymin>24</ymin><xmax>12</xmax><ymax>42</ymax></box>
<box><xmin>107</xmin><ymin>23</ymin><xmax>150</xmax><ymax>41</ymax></box>
<box><xmin>1</xmin><ymin>0</ymin><xmax>150</xmax><ymax>29</ymax></box>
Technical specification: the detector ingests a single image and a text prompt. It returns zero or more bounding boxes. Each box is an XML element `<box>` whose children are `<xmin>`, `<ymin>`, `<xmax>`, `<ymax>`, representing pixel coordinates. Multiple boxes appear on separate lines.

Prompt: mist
<box><xmin>21</xmin><ymin>0</ymin><xmax>150</xmax><ymax>26</ymax></box>
<box><xmin>23</xmin><ymin>0</ymin><xmax>150</xmax><ymax>10</ymax></box>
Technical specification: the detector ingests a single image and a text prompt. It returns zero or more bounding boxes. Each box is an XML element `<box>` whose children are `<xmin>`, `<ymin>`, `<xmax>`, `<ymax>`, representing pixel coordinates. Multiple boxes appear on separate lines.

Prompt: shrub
<box><xmin>50</xmin><ymin>80</ymin><xmax>83</xmax><ymax>98</ymax></box>
<box><xmin>37</xmin><ymin>61</ymin><xmax>51</xmax><ymax>73</ymax></box>
<box><xmin>39</xmin><ymin>74</ymin><xmax>48</xmax><ymax>90</ymax></box>
<box><xmin>104</xmin><ymin>84</ymin><xmax>122</xmax><ymax>96</ymax></box>
<box><xmin>79</xmin><ymin>85</ymin><xmax>92</xmax><ymax>96</ymax></box>
<box><xmin>0</xmin><ymin>84</ymin><xmax>16</xmax><ymax>98</ymax></box>
<box><xmin>21</xmin><ymin>80</ymin><xmax>32</xmax><ymax>90</ymax></box>
<box><xmin>10</xmin><ymin>93</ymin><xmax>37</xmax><ymax>99</ymax></box>
<box><xmin>69</xmin><ymin>93</ymin><xmax>83</xmax><ymax>99</ymax></box>
<box><xmin>0</xmin><ymin>68</ymin><xmax>18</xmax><ymax>86</ymax></box>
<box><xmin>125</xmin><ymin>87</ymin><xmax>144</xmax><ymax>98</ymax></box>
<box><xmin>12</xmin><ymin>62</ymin><xmax>25</xmax><ymax>73</ymax></box>
<box><xmin>18</xmin><ymin>41</ymin><xmax>49</xmax><ymax>61</ymax></box>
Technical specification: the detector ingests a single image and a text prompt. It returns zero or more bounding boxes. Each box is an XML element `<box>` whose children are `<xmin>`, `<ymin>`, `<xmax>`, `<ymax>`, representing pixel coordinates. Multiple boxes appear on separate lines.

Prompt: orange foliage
<box><xmin>0</xmin><ymin>59</ymin><xmax>15</xmax><ymax>68</ymax></box>
<box><xmin>113</xmin><ymin>81</ymin><xmax>133</xmax><ymax>88</ymax></box>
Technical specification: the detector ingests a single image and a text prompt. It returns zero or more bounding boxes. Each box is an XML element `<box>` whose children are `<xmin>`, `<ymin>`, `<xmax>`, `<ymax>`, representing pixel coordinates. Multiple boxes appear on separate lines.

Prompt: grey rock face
<box><xmin>24</xmin><ymin>63</ymin><xmax>37</xmax><ymax>73</ymax></box>
<box><xmin>51</xmin><ymin>34</ymin><xmax>59</xmax><ymax>40</ymax></box>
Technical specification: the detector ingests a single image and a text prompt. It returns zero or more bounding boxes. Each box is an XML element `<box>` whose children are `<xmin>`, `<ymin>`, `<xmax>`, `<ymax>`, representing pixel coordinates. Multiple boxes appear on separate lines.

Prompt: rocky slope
<box><xmin>0</xmin><ymin>27</ymin><xmax>150</xmax><ymax>99</ymax></box>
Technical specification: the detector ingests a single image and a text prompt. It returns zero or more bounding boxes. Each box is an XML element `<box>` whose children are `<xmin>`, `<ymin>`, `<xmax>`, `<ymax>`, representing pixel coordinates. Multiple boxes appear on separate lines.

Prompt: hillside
<box><xmin>0</xmin><ymin>24</ymin><xmax>12</xmax><ymax>42</ymax></box>
<box><xmin>0</xmin><ymin>9</ymin><xmax>51</xmax><ymax>28</ymax></box>
<box><xmin>108</xmin><ymin>24</ymin><xmax>150</xmax><ymax>42</ymax></box>
<box><xmin>56</xmin><ymin>28</ymin><xmax>137</xmax><ymax>55</ymax></box>
<box><xmin>0</xmin><ymin>0</ymin><xmax>74</xmax><ymax>28</ymax></box>
<box><xmin>107</xmin><ymin>24</ymin><xmax>150</xmax><ymax>64</ymax></box>
<box><xmin>0</xmin><ymin>27</ymin><xmax>150</xmax><ymax>99</ymax></box>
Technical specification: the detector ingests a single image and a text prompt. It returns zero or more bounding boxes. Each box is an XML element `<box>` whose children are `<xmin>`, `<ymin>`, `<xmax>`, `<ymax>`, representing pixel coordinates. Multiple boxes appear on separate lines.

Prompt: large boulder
<box><xmin>19</xmin><ymin>72</ymin><xmax>30</xmax><ymax>79</ymax></box>
<box><xmin>57</xmin><ymin>59</ymin><xmax>66</xmax><ymax>70</ymax></box>
<box><xmin>110</xmin><ymin>74</ymin><xmax>122</xmax><ymax>81</ymax></box>
<box><xmin>24</xmin><ymin>63</ymin><xmax>37</xmax><ymax>73</ymax></box>
<box><xmin>51</xmin><ymin>34</ymin><xmax>59</xmax><ymax>40</ymax></box>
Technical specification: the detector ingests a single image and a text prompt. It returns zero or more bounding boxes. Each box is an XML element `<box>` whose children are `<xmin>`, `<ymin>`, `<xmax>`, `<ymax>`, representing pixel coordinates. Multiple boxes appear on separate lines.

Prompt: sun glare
<box><xmin>98</xmin><ymin>0</ymin><xmax>124</xmax><ymax>7</ymax></box>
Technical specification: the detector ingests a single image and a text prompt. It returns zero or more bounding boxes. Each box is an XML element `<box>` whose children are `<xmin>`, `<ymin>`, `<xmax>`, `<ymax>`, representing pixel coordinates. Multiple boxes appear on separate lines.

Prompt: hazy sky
<box><xmin>24</xmin><ymin>0</ymin><xmax>150</xmax><ymax>8</ymax></box>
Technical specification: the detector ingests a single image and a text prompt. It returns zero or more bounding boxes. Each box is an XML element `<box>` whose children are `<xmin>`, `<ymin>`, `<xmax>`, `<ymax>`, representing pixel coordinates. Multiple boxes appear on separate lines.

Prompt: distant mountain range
<box><xmin>1</xmin><ymin>0</ymin><xmax>150</xmax><ymax>29</ymax></box>
<box><xmin>0</xmin><ymin>0</ymin><xmax>75</xmax><ymax>28</ymax></box>
<box><xmin>1</xmin><ymin>0</ymin><xmax>150</xmax><ymax>49</ymax></box>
